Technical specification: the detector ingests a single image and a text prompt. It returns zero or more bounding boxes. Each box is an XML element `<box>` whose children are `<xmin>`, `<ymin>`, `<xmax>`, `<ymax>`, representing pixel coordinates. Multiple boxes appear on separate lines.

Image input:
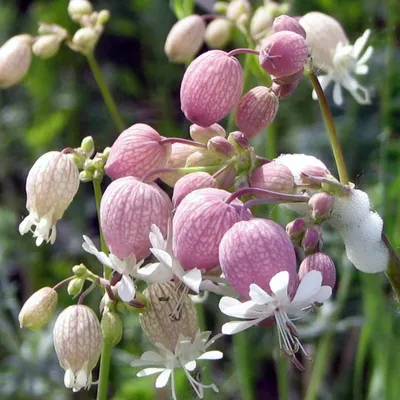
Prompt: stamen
<box><xmin>170</xmin><ymin>284</ymin><xmax>189</xmax><ymax>321</ymax></box>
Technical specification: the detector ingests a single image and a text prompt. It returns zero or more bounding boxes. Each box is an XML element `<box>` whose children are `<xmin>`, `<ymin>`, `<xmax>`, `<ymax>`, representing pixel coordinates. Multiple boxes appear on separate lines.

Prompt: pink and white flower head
<box><xmin>105</xmin><ymin>123</ymin><xmax>171</xmax><ymax>180</ymax></box>
<box><xmin>218</xmin><ymin>219</ymin><xmax>332</xmax><ymax>367</ymax></box>
<box><xmin>300</xmin><ymin>12</ymin><xmax>373</xmax><ymax>106</ymax></box>
<box><xmin>19</xmin><ymin>151</ymin><xmax>79</xmax><ymax>246</ymax></box>
<box><xmin>249</xmin><ymin>161</ymin><xmax>295</xmax><ymax>193</ymax></box>
<box><xmin>328</xmin><ymin>188</ymin><xmax>388</xmax><ymax>273</ymax></box>
<box><xmin>235</xmin><ymin>86</ymin><xmax>279</xmax><ymax>137</ymax></box>
<box><xmin>100</xmin><ymin>176</ymin><xmax>172</xmax><ymax>261</ymax></box>
<box><xmin>173</xmin><ymin>188</ymin><xmax>251</xmax><ymax>271</ymax></box>
<box><xmin>180</xmin><ymin>50</ymin><xmax>243</xmax><ymax>127</ymax></box>
<box><xmin>259</xmin><ymin>31</ymin><xmax>309</xmax><ymax>79</ymax></box>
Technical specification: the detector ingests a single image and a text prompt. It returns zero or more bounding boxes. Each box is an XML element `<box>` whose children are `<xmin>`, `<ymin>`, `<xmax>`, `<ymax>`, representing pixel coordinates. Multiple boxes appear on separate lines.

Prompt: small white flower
<box><xmin>219</xmin><ymin>270</ymin><xmax>331</xmax><ymax>368</ymax></box>
<box><xmin>313</xmin><ymin>29</ymin><xmax>374</xmax><ymax>106</ymax></box>
<box><xmin>131</xmin><ymin>330</ymin><xmax>222</xmax><ymax>400</ymax></box>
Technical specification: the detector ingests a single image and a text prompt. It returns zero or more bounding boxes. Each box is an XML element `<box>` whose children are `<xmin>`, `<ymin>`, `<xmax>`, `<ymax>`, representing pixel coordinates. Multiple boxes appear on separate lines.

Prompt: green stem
<box><xmin>276</xmin><ymin>355</ymin><xmax>289</xmax><ymax>400</ymax></box>
<box><xmin>233</xmin><ymin>333</ymin><xmax>254</xmax><ymax>400</ymax></box>
<box><xmin>86</xmin><ymin>53</ymin><xmax>125</xmax><ymax>132</ymax></box>
<box><xmin>308</xmin><ymin>72</ymin><xmax>349</xmax><ymax>185</ymax></box>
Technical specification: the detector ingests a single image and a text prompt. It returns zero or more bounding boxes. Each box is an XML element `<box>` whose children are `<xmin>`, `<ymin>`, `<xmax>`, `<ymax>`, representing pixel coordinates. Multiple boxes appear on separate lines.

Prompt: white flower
<box><xmin>313</xmin><ymin>30</ymin><xmax>374</xmax><ymax>106</ymax></box>
<box><xmin>82</xmin><ymin>235</ymin><xmax>144</xmax><ymax>302</ymax></box>
<box><xmin>131</xmin><ymin>330</ymin><xmax>222</xmax><ymax>400</ymax></box>
<box><xmin>219</xmin><ymin>270</ymin><xmax>331</xmax><ymax>368</ymax></box>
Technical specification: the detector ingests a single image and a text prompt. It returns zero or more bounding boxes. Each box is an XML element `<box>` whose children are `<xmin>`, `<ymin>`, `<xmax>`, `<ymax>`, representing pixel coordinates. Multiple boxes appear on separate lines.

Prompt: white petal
<box><xmin>219</xmin><ymin>297</ymin><xmax>263</xmax><ymax>319</ymax></box>
<box><xmin>155</xmin><ymin>369</ymin><xmax>172</xmax><ymax>388</ymax></box>
<box><xmin>351</xmin><ymin>29</ymin><xmax>370</xmax><ymax>59</ymax></box>
<box><xmin>149</xmin><ymin>224</ymin><xmax>165</xmax><ymax>249</ymax></box>
<box><xmin>64</xmin><ymin>369</ymin><xmax>75</xmax><ymax>389</ymax></box>
<box><xmin>151</xmin><ymin>248</ymin><xmax>173</xmax><ymax>268</ymax></box>
<box><xmin>75</xmin><ymin>369</ymin><xmax>88</xmax><ymax>389</ymax></box>
<box><xmin>82</xmin><ymin>236</ymin><xmax>113</xmax><ymax>267</ymax></box>
<box><xmin>141</xmin><ymin>351</ymin><xmax>165</xmax><ymax>363</ymax></box>
<box><xmin>355</xmin><ymin>64</ymin><xmax>368</xmax><ymax>75</ymax></box>
<box><xmin>291</xmin><ymin>270</ymin><xmax>322</xmax><ymax>306</ymax></box>
<box><xmin>117</xmin><ymin>275</ymin><xmax>136</xmax><ymax>302</ymax></box>
<box><xmin>318</xmin><ymin>75</ymin><xmax>332</xmax><ymax>91</ymax></box>
<box><xmin>221</xmin><ymin>319</ymin><xmax>261</xmax><ymax>335</ymax></box>
<box><xmin>182</xmin><ymin>269</ymin><xmax>202</xmax><ymax>293</ymax></box>
<box><xmin>269</xmin><ymin>271</ymin><xmax>289</xmax><ymax>303</ymax></box>
<box><xmin>312</xmin><ymin>285</ymin><xmax>332</xmax><ymax>304</ymax></box>
<box><xmin>197</xmin><ymin>350</ymin><xmax>223</xmax><ymax>360</ymax></box>
<box><xmin>249</xmin><ymin>284</ymin><xmax>273</xmax><ymax>304</ymax></box>
<box><xmin>185</xmin><ymin>360</ymin><xmax>197</xmax><ymax>371</ymax></box>
<box><xmin>137</xmin><ymin>262</ymin><xmax>173</xmax><ymax>283</ymax></box>
<box><xmin>137</xmin><ymin>368</ymin><xmax>166</xmax><ymax>377</ymax></box>
<box><xmin>357</xmin><ymin>46</ymin><xmax>373</xmax><ymax>66</ymax></box>
<box><xmin>333</xmin><ymin>83</ymin><xmax>344</xmax><ymax>106</ymax></box>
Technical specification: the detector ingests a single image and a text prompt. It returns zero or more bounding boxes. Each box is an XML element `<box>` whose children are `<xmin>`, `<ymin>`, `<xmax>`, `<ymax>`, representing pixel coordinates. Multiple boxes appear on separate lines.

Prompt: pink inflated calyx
<box><xmin>219</xmin><ymin>218</ymin><xmax>298</xmax><ymax>299</ymax></box>
<box><xmin>173</xmin><ymin>188</ymin><xmax>251</xmax><ymax>271</ymax></box>
<box><xmin>259</xmin><ymin>31</ymin><xmax>309</xmax><ymax>78</ymax></box>
<box><xmin>299</xmin><ymin>253</ymin><xmax>336</xmax><ymax>289</ymax></box>
<box><xmin>272</xmin><ymin>15</ymin><xmax>307</xmax><ymax>39</ymax></box>
<box><xmin>272</xmin><ymin>81</ymin><xmax>299</xmax><ymax>99</ymax></box>
<box><xmin>105</xmin><ymin>123</ymin><xmax>171</xmax><ymax>180</ymax></box>
<box><xmin>235</xmin><ymin>86</ymin><xmax>279</xmax><ymax>137</ymax></box>
<box><xmin>180</xmin><ymin>50</ymin><xmax>244</xmax><ymax>127</ymax></box>
<box><xmin>100</xmin><ymin>177</ymin><xmax>172</xmax><ymax>260</ymax></box>
<box><xmin>172</xmin><ymin>172</ymin><xmax>218</xmax><ymax>209</ymax></box>
<box><xmin>249</xmin><ymin>161</ymin><xmax>294</xmax><ymax>193</ymax></box>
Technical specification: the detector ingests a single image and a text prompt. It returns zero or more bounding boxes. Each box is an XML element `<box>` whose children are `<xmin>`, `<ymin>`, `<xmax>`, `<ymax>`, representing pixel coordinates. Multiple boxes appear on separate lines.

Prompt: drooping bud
<box><xmin>140</xmin><ymin>282</ymin><xmax>199</xmax><ymax>352</ymax></box>
<box><xmin>101</xmin><ymin>311</ymin><xmax>123</xmax><ymax>347</ymax></box>
<box><xmin>285</xmin><ymin>218</ymin><xmax>306</xmax><ymax>243</ymax></box>
<box><xmin>228</xmin><ymin>131</ymin><xmax>250</xmax><ymax>149</ymax></box>
<box><xmin>207</xmin><ymin>136</ymin><xmax>235</xmax><ymax>159</ymax></box>
<box><xmin>298</xmin><ymin>253</ymin><xmax>336</xmax><ymax>289</ymax></box>
<box><xmin>172</xmin><ymin>172</ymin><xmax>218</xmax><ymax>209</ymax></box>
<box><xmin>226</xmin><ymin>0</ymin><xmax>251</xmax><ymax>24</ymax></box>
<box><xmin>308</xmin><ymin>192</ymin><xmax>335</xmax><ymax>222</ymax></box>
<box><xmin>302</xmin><ymin>226</ymin><xmax>322</xmax><ymax>254</ymax></box>
<box><xmin>18</xmin><ymin>287</ymin><xmax>58</xmax><ymax>330</ymax></box>
<box><xmin>272</xmin><ymin>15</ymin><xmax>306</xmax><ymax>38</ymax></box>
<box><xmin>68</xmin><ymin>0</ymin><xmax>93</xmax><ymax>22</ymax></box>
<box><xmin>67</xmin><ymin>277</ymin><xmax>85</xmax><ymax>296</ymax></box>
<box><xmin>164</xmin><ymin>15</ymin><xmax>206</xmax><ymax>63</ymax></box>
<box><xmin>19</xmin><ymin>151</ymin><xmax>80</xmax><ymax>246</ymax></box>
<box><xmin>53</xmin><ymin>305</ymin><xmax>102</xmax><ymax>392</ymax></box>
<box><xmin>235</xmin><ymin>86</ymin><xmax>279</xmax><ymax>137</ymax></box>
<box><xmin>105</xmin><ymin>123</ymin><xmax>171</xmax><ymax>180</ymax></box>
<box><xmin>259</xmin><ymin>31</ymin><xmax>309</xmax><ymax>78</ymax></box>
<box><xmin>0</xmin><ymin>34</ymin><xmax>32</xmax><ymax>88</ymax></box>
<box><xmin>180</xmin><ymin>50</ymin><xmax>244</xmax><ymax>127</ymax></box>
<box><xmin>249</xmin><ymin>161</ymin><xmax>295</xmax><ymax>193</ymax></box>
<box><xmin>220</xmin><ymin>218</ymin><xmax>298</xmax><ymax>299</ymax></box>
<box><xmin>204</xmin><ymin>18</ymin><xmax>232</xmax><ymax>49</ymax></box>
<box><xmin>190</xmin><ymin>123</ymin><xmax>226</xmax><ymax>144</ymax></box>
<box><xmin>271</xmin><ymin>80</ymin><xmax>299</xmax><ymax>99</ymax></box>
<box><xmin>72</xmin><ymin>27</ymin><xmax>98</xmax><ymax>54</ymax></box>
<box><xmin>100</xmin><ymin>177</ymin><xmax>172</xmax><ymax>260</ymax></box>
<box><xmin>32</xmin><ymin>34</ymin><xmax>63</xmax><ymax>59</ymax></box>
<box><xmin>173</xmin><ymin>188</ymin><xmax>251</xmax><ymax>271</ymax></box>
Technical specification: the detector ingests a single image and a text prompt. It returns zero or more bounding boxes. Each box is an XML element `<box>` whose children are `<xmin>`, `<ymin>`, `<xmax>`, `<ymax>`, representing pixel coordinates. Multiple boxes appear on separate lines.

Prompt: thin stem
<box><xmin>86</xmin><ymin>53</ymin><xmax>125</xmax><ymax>132</ymax></box>
<box><xmin>227</xmin><ymin>48</ymin><xmax>260</xmax><ymax>58</ymax></box>
<box><xmin>233</xmin><ymin>333</ymin><xmax>254</xmax><ymax>400</ymax></box>
<box><xmin>142</xmin><ymin>165</ymin><xmax>219</xmax><ymax>182</ymax></box>
<box><xmin>78</xmin><ymin>280</ymin><xmax>99</xmax><ymax>304</ymax></box>
<box><xmin>52</xmin><ymin>276</ymin><xmax>74</xmax><ymax>291</ymax></box>
<box><xmin>308</xmin><ymin>72</ymin><xmax>349</xmax><ymax>185</ymax></box>
<box><xmin>276</xmin><ymin>355</ymin><xmax>289</xmax><ymax>400</ymax></box>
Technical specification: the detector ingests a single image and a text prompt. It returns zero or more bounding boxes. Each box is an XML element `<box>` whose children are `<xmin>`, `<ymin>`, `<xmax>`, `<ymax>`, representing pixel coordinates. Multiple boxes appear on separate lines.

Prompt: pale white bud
<box><xmin>72</xmin><ymin>27</ymin><xmax>98</xmax><ymax>54</ymax></box>
<box><xmin>0</xmin><ymin>34</ymin><xmax>32</xmax><ymax>88</ymax></box>
<box><xmin>250</xmin><ymin>6</ymin><xmax>275</xmax><ymax>37</ymax></box>
<box><xmin>32</xmin><ymin>35</ymin><xmax>62</xmax><ymax>59</ymax></box>
<box><xmin>68</xmin><ymin>0</ymin><xmax>93</xmax><ymax>22</ymax></box>
<box><xmin>19</xmin><ymin>151</ymin><xmax>80</xmax><ymax>246</ymax></box>
<box><xmin>226</xmin><ymin>0</ymin><xmax>251</xmax><ymax>24</ymax></box>
<box><xmin>53</xmin><ymin>305</ymin><xmax>103</xmax><ymax>392</ymax></box>
<box><xmin>204</xmin><ymin>18</ymin><xmax>232</xmax><ymax>49</ymax></box>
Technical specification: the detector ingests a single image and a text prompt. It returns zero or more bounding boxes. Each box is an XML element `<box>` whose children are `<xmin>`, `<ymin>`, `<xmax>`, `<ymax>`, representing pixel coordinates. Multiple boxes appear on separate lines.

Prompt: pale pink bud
<box><xmin>214</xmin><ymin>165</ymin><xmax>237</xmax><ymax>189</ymax></box>
<box><xmin>228</xmin><ymin>131</ymin><xmax>250</xmax><ymax>149</ymax></box>
<box><xmin>100</xmin><ymin>177</ymin><xmax>172</xmax><ymax>260</ymax></box>
<box><xmin>272</xmin><ymin>68</ymin><xmax>304</xmax><ymax>85</ymax></box>
<box><xmin>180</xmin><ymin>50</ymin><xmax>244</xmax><ymax>127</ymax></box>
<box><xmin>173</xmin><ymin>188</ymin><xmax>251</xmax><ymax>271</ymax></box>
<box><xmin>249</xmin><ymin>161</ymin><xmax>295</xmax><ymax>193</ymax></box>
<box><xmin>140</xmin><ymin>282</ymin><xmax>199</xmax><ymax>352</ymax></box>
<box><xmin>207</xmin><ymin>136</ymin><xmax>236</xmax><ymax>159</ymax></box>
<box><xmin>53</xmin><ymin>305</ymin><xmax>102</xmax><ymax>392</ymax></box>
<box><xmin>271</xmin><ymin>80</ymin><xmax>299</xmax><ymax>99</ymax></box>
<box><xmin>285</xmin><ymin>218</ymin><xmax>306</xmax><ymax>242</ymax></box>
<box><xmin>272</xmin><ymin>15</ymin><xmax>306</xmax><ymax>38</ymax></box>
<box><xmin>220</xmin><ymin>218</ymin><xmax>298</xmax><ymax>299</ymax></box>
<box><xmin>299</xmin><ymin>253</ymin><xmax>336</xmax><ymax>289</ymax></box>
<box><xmin>308</xmin><ymin>192</ymin><xmax>334</xmax><ymax>222</ymax></box>
<box><xmin>172</xmin><ymin>172</ymin><xmax>218</xmax><ymax>209</ymax></box>
<box><xmin>259</xmin><ymin>31</ymin><xmax>309</xmax><ymax>78</ymax></box>
<box><xmin>19</xmin><ymin>151</ymin><xmax>80</xmax><ymax>246</ymax></box>
<box><xmin>302</xmin><ymin>226</ymin><xmax>322</xmax><ymax>254</ymax></box>
<box><xmin>189</xmin><ymin>123</ymin><xmax>226</xmax><ymax>144</ymax></box>
<box><xmin>236</xmin><ymin>86</ymin><xmax>279</xmax><ymax>137</ymax></box>
<box><xmin>164</xmin><ymin>15</ymin><xmax>206</xmax><ymax>63</ymax></box>
<box><xmin>185</xmin><ymin>149</ymin><xmax>219</xmax><ymax>167</ymax></box>
<box><xmin>105</xmin><ymin>123</ymin><xmax>171</xmax><ymax>180</ymax></box>
<box><xmin>204</xmin><ymin>18</ymin><xmax>232</xmax><ymax>49</ymax></box>
<box><xmin>300</xmin><ymin>165</ymin><xmax>330</xmax><ymax>183</ymax></box>
<box><xmin>250</xmin><ymin>4</ymin><xmax>278</xmax><ymax>37</ymax></box>
<box><xmin>18</xmin><ymin>287</ymin><xmax>58</xmax><ymax>330</ymax></box>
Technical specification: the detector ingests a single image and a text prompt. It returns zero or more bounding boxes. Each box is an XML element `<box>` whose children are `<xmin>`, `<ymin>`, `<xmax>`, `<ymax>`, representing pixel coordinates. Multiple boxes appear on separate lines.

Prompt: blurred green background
<box><xmin>0</xmin><ymin>0</ymin><xmax>399</xmax><ymax>399</ymax></box>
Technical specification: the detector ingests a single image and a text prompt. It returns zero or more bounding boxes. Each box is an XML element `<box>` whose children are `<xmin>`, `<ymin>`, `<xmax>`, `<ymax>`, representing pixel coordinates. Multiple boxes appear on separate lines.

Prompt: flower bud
<box><xmin>101</xmin><ymin>177</ymin><xmax>172</xmax><ymax>260</ymax></box>
<box><xmin>101</xmin><ymin>311</ymin><xmax>123</xmax><ymax>347</ymax></box>
<box><xmin>97</xmin><ymin>10</ymin><xmax>110</xmax><ymax>25</ymax></box>
<box><xmin>19</xmin><ymin>151</ymin><xmax>80</xmax><ymax>246</ymax></box>
<box><xmin>250</xmin><ymin>161</ymin><xmax>294</xmax><ymax>193</ymax></box>
<box><xmin>32</xmin><ymin>35</ymin><xmax>62</xmax><ymax>59</ymax></box>
<box><xmin>140</xmin><ymin>282</ymin><xmax>199</xmax><ymax>352</ymax></box>
<box><xmin>299</xmin><ymin>253</ymin><xmax>336</xmax><ymax>289</ymax></box>
<box><xmin>207</xmin><ymin>136</ymin><xmax>235</xmax><ymax>159</ymax></box>
<box><xmin>226</xmin><ymin>0</ymin><xmax>251</xmax><ymax>24</ymax></box>
<box><xmin>272</xmin><ymin>15</ymin><xmax>306</xmax><ymax>38</ymax></box>
<box><xmin>271</xmin><ymin>81</ymin><xmax>299</xmax><ymax>99</ymax></box>
<box><xmin>259</xmin><ymin>31</ymin><xmax>308</xmax><ymax>78</ymax></box>
<box><xmin>302</xmin><ymin>226</ymin><xmax>322</xmax><ymax>254</ymax></box>
<box><xmin>164</xmin><ymin>15</ymin><xmax>206</xmax><ymax>63</ymax></box>
<box><xmin>285</xmin><ymin>218</ymin><xmax>306</xmax><ymax>242</ymax></box>
<box><xmin>190</xmin><ymin>123</ymin><xmax>226</xmax><ymax>144</ymax></box>
<box><xmin>228</xmin><ymin>131</ymin><xmax>250</xmax><ymax>149</ymax></box>
<box><xmin>105</xmin><ymin>123</ymin><xmax>171</xmax><ymax>180</ymax></box>
<box><xmin>19</xmin><ymin>287</ymin><xmax>58</xmax><ymax>330</ymax></box>
<box><xmin>80</xmin><ymin>136</ymin><xmax>94</xmax><ymax>155</ymax></box>
<box><xmin>180</xmin><ymin>50</ymin><xmax>243</xmax><ymax>127</ymax></box>
<box><xmin>53</xmin><ymin>305</ymin><xmax>102</xmax><ymax>392</ymax></box>
<box><xmin>68</xmin><ymin>0</ymin><xmax>93</xmax><ymax>22</ymax></box>
<box><xmin>73</xmin><ymin>263</ymin><xmax>87</xmax><ymax>276</ymax></box>
<box><xmin>205</xmin><ymin>18</ymin><xmax>232</xmax><ymax>49</ymax></box>
<box><xmin>220</xmin><ymin>218</ymin><xmax>298</xmax><ymax>299</ymax></box>
<box><xmin>250</xmin><ymin>6</ymin><xmax>275</xmax><ymax>37</ymax></box>
<box><xmin>0</xmin><ymin>34</ymin><xmax>32</xmax><ymax>88</ymax></box>
<box><xmin>214</xmin><ymin>2</ymin><xmax>229</xmax><ymax>14</ymax></box>
<box><xmin>214</xmin><ymin>164</ymin><xmax>236</xmax><ymax>189</ymax></box>
<box><xmin>236</xmin><ymin>86</ymin><xmax>279</xmax><ymax>137</ymax></box>
<box><xmin>172</xmin><ymin>172</ymin><xmax>218</xmax><ymax>209</ymax></box>
<box><xmin>72</xmin><ymin>27</ymin><xmax>97</xmax><ymax>54</ymax></box>
<box><xmin>67</xmin><ymin>277</ymin><xmax>85</xmax><ymax>296</ymax></box>
<box><xmin>185</xmin><ymin>149</ymin><xmax>219</xmax><ymax>167</ymax></box>
<box><xmin>308</xmin><ymin>192</ymin><xmax>334</xmax><ymax>222</ymax></box>
<box><xmin>272</xmin><ymin>68</ymin><xmax>304</xmax><ymax>85</ymax></box>
<box><xmin>173</xmin><ymin>188</ymin><xmax>251</xmax><ymax>271</ymax></box>
<box><xmin>79</xmin><ymin>169</ymin><xmax>93</xmax><ymax>182</ymax></box>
